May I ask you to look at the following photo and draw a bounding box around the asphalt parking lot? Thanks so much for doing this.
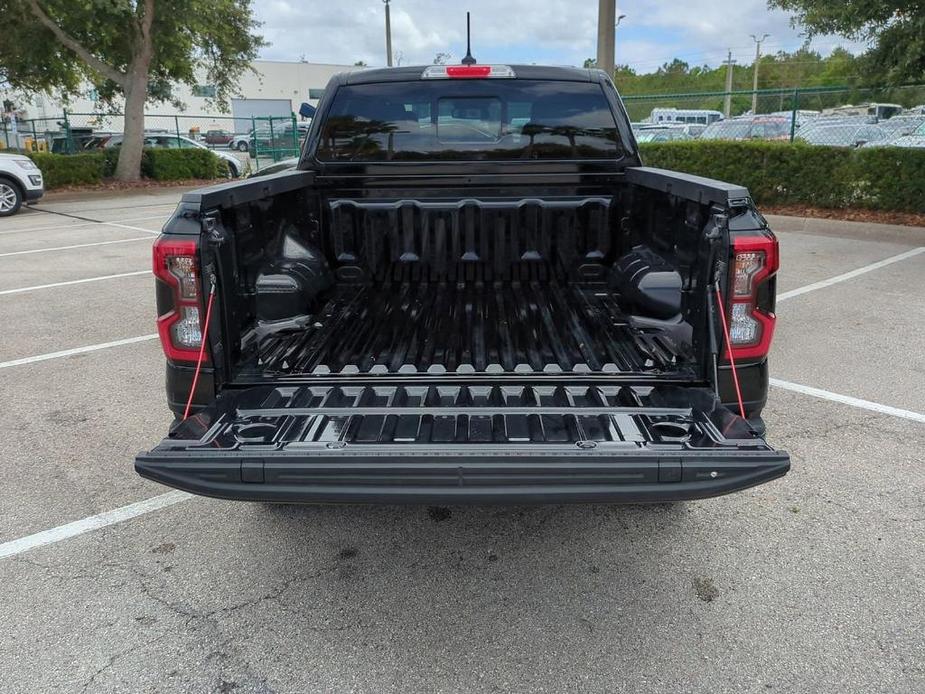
[0,189,923,694]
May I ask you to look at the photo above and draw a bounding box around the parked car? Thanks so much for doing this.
[137,64,789,505]
[634,126,692,143]
[872,134,925,148]
[637,122,705,138]
[796,122,889,147]
[866,121,925,148]
[91,133,244,177]
[875,114,925,139]
[228,132,251,152]
[203,129,234,145]
[0,152,44,216]
[700,116,791,141]
[768,110,819,128]
[49,128,116,154]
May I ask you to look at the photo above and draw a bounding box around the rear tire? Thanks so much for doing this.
[0,179,23,217]
[236,141,248,152]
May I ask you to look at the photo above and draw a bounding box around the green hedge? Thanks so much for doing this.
[141,148,228,181]
[28,148,227,189]
[28,152,108,188]
[638,140,925,212]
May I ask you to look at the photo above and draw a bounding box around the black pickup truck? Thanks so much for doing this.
[136,64,789,504]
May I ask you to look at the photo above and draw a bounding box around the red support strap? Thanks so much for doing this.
[714,285,747,419]
[183,285,216,420]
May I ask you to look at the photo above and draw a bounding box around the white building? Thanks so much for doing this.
[6,60,362,138]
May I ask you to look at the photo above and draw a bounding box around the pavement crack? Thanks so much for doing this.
[78,632,171,694]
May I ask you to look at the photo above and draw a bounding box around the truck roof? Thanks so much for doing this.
[343,64,600,85]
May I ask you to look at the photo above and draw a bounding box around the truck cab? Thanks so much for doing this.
[136,65,789,504]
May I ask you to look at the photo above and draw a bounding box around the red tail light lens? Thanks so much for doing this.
[153,238,204,362]
[726,234,778,361]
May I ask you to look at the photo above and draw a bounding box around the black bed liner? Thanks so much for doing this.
[156,382,767,449]
[248,281,695,377]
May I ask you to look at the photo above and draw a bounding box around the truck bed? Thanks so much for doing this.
[244,281,694,377]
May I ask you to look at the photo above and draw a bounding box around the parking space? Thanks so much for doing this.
[771,226,922,293]
[0,243,153,294]
[0,274,155,361]
[0,224,154,256]
[0,192,923,693]
[0,340,168,540]
[774,253,925,412]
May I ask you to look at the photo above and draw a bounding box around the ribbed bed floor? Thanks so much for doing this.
[252,282,692,376]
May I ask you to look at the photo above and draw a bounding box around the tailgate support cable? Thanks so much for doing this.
[713,281,746,419]
[183,277,217,420]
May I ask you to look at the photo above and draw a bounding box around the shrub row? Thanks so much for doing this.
[28,148,228,189]
[141,148,228,181]
[638,140,925,212]
[27,151,110,188]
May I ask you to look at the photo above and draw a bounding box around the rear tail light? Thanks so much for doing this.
[726,234,778,361]
[153,238,204,362]
[421,64,516,79]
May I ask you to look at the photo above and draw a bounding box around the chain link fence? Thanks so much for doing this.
[623,84,925,147]
[0,110,308,171]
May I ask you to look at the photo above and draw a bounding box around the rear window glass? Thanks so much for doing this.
[316,80,623,161]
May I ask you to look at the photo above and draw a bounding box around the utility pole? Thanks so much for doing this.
[596,0,615,77]
[383,0,393,67]
[750,33,769,114]
[723,50,735,118]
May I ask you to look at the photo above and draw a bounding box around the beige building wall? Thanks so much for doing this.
[6,60,362,136]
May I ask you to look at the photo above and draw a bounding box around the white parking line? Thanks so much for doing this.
[0,270,149,296]
[777,247,925,302]
[0,236,152,258]
[101,222,160,235]
[770,378,925,424]
[63,201,178,213]
[0,491,192,559]
[0,214,167,236]
[0,334,158,370]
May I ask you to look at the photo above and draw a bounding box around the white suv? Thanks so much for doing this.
[0,153,44,216]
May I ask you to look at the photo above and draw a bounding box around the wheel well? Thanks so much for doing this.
[0,174,24,197]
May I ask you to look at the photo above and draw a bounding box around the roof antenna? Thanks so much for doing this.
[461,12,476,65]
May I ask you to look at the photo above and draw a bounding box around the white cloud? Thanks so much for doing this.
[253,0,866,70]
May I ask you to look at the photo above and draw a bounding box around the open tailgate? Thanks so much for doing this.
[136,382,789,503]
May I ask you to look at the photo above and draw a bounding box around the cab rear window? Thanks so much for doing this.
[316,80,624,162]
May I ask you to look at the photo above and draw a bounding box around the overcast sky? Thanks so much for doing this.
[253,0,866,71]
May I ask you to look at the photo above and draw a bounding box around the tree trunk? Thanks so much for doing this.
[115,76,148,181]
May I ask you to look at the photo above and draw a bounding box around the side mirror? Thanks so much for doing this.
[298,102,316,120]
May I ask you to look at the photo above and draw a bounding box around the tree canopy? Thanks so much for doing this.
[0,0,265,179]
[768,0,925,84]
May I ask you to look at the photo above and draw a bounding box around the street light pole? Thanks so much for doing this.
[596,0,615,77]
[750,33,769,114]
[383,0,393,67]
